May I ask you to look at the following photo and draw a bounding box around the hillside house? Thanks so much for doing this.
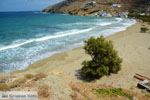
[112,4,121,8]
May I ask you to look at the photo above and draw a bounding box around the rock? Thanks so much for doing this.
[118,12,129,18]
[98,11,112,17]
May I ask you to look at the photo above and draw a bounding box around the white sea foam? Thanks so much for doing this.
[101,27,127,37]
[35,28,93,41]
[0,40,34,51]
[123,19,136,26]
[116,18,123,22]
[0,19,136,52]
[64,22,92,26]
[84,22,112,26]
[0,28,94,51]
[63,20,113,27]
[97,22,112,26]
[0,41,85,73]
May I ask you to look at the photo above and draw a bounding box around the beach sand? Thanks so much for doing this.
[1,22,150,99]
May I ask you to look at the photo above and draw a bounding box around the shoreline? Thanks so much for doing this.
[26,19,136,71]
[14,18,137,73]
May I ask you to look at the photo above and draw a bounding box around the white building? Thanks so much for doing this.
[112,4,121,8]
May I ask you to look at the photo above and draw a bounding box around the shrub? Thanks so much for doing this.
[33,73,47,81]
[69,82,98,100]
[107,0,115,5]
[9,78,26,88]
[38,84,50,98]
[93,88,133,100]
[0,78,7,83]
[81,36,122,79]
[128,14,150,22]
[24,74,34,79]
[145,93,150,98]
[0,83,9,91]
[141,27,149,33]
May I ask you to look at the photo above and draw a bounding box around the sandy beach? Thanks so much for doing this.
[1,22,150,99]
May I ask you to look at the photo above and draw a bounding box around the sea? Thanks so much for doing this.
[0,11,136,72]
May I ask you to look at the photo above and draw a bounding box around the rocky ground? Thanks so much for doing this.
[43,0,150,17]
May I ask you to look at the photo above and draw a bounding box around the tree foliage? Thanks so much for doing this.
[81,36,122,79]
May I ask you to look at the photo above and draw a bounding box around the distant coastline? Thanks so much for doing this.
[43,0,150,17]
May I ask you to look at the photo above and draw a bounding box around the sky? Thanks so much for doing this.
[0,0,63,12]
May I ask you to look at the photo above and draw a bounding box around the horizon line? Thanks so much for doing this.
[0,10,41,13]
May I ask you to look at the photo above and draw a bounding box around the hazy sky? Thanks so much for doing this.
[0,0,63,12]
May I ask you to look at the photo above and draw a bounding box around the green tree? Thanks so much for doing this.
[107,0,115,4]
[81,36,122,79]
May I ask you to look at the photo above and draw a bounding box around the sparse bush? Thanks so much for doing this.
[128,14,150,22]
[33,73,47,81]
[141,27,149,33]
[38,84,50,98]
[7,73,47,89]
[81,36,122,79]
[107,0,115,5]
[145,93,150,98]
[69,82,98,100]
[0,78,7,83]
[24,74,34,79]
[93,88,133,100]
[9,78,26,88]
[0,83,9,91]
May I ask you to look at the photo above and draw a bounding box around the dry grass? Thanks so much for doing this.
[24,73,47,81]
[0,83,9,91]
[33,73,47,81]
[93,88,133,100]
[0,73,47,90]
[69,82,150,100]
[38,84,50,98]
[9,78,26,88]
[144,93,150,99]
[69,82,98,100]
[24,74,34,79]
[0,78,7,83]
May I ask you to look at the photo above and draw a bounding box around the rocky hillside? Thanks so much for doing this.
[43,0,150,17]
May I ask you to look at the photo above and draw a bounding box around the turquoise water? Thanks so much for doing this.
[0,12,136,72]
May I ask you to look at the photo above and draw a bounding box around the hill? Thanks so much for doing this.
[43,0,150,17]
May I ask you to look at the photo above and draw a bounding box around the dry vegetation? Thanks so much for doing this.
[38,84,50,98]
[145,93,150,98]
[141,25,149,33]
[0,73,51,100]
[9,77,27,88]
[69,82,150,100]
[70,82,98,100]
[93,88,133,100]
[33,73,47,81]
[24,74,34,79]
[0,83,9,91]
[0,73,47,91]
